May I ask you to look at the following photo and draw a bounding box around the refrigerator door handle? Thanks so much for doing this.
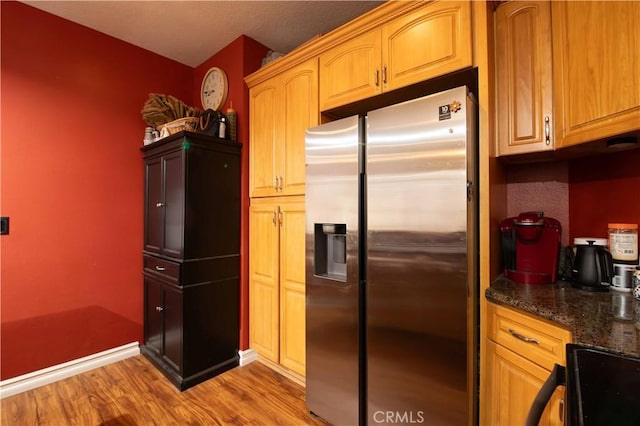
[525,363,566,426]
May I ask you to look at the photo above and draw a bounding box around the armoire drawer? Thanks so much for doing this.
[143,255,180,283]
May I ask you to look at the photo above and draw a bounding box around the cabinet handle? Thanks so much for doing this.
[155,306,164,312]
[559,399,565,422]
[156,202,163,207]
[272,210,277,226]
[382,65,387,86]
[508,328,540,344]
[544,116,551,145]
[374,69,380,87]
[273,177,278,191]
[155,265,165,271]
[278,209,283,227]
[278,176,283,192]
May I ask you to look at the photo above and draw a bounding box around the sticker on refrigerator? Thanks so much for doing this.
[439,105,451,121]
[439,101,462,121]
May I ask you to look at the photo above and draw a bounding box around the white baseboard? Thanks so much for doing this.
[0,342,140,399]
[238,348,258,366]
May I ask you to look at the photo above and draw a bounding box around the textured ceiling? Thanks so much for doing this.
[22,0,385,67]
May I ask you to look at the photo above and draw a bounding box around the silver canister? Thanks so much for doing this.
[633,266,640,300]
[611,263,638,292]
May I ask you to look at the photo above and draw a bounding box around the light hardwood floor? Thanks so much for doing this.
[1,355,328,425]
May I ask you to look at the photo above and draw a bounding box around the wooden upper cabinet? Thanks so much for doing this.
[319,1,472,111]
[279,60,318,197]
[249,82,278,198]
[383,0,472,92]
[319,30,382,111]
[249,59,318,198]
[552,1,640,148]
[495,1,553,156]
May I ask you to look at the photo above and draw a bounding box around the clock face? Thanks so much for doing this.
[201,67,228,111]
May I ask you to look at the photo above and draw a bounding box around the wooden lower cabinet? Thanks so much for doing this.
[249,196,306,376]
[483,303,571,425]
[485,340,565,426]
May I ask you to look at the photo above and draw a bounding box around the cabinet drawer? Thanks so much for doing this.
[488,303,571,370]
[144,255,180,283]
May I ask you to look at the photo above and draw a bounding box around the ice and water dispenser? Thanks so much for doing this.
[314,223,347,282]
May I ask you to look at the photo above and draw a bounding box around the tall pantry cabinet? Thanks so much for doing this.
[247,58,318,377]
[141,132,241,391]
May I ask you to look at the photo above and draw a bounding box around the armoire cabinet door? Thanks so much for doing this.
[162,151,184,257]
[249,200,280,362]
[495,0,553,155]
[144,276,164,358]
[278,199,306,376]
[143,150,185,257]
[162,284,183,374]
[144,158,163,253]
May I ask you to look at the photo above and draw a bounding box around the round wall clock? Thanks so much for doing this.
[201,67,228,111]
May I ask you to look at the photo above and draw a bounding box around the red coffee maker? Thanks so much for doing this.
[500,211,562,284]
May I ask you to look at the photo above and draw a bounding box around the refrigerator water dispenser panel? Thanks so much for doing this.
[314,223,347,282]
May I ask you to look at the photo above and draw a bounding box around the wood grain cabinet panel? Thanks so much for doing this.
[485,340,565,426]
[249,82,278,198]
[483,303,571,425]
[319,30,382,111]
[495,1,554,155]
[249,196,306,376]
[552,1,640,147]
[278,202,306,376]
[249,201,280,362]
[319,0,472,111]
[250,59,318,198]
[383,0,472,92]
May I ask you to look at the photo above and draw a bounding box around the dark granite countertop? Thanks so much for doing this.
[487,277,640,358]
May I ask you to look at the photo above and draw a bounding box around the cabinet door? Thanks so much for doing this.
[319,29,382,111]
[484,340,565,426]
[383,0,472,92]
[144,276,164,357]
[278,199,306,376]
[552,1,640,147]
[279,59,318,197]
[249,82,279,198]
[249,200,280,362]
[163,284,183,373]
[144,157,163,253]
[495,1,553,155]
[162,151,184,257]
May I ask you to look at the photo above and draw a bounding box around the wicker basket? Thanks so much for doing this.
[157,117,199,136]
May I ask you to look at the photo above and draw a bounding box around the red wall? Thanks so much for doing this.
[0,2,193,379]
[193,36,269,350]
[1,2,269,380]
[568,148,640,242]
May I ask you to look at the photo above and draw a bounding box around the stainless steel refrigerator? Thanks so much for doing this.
[305,86,478,426]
